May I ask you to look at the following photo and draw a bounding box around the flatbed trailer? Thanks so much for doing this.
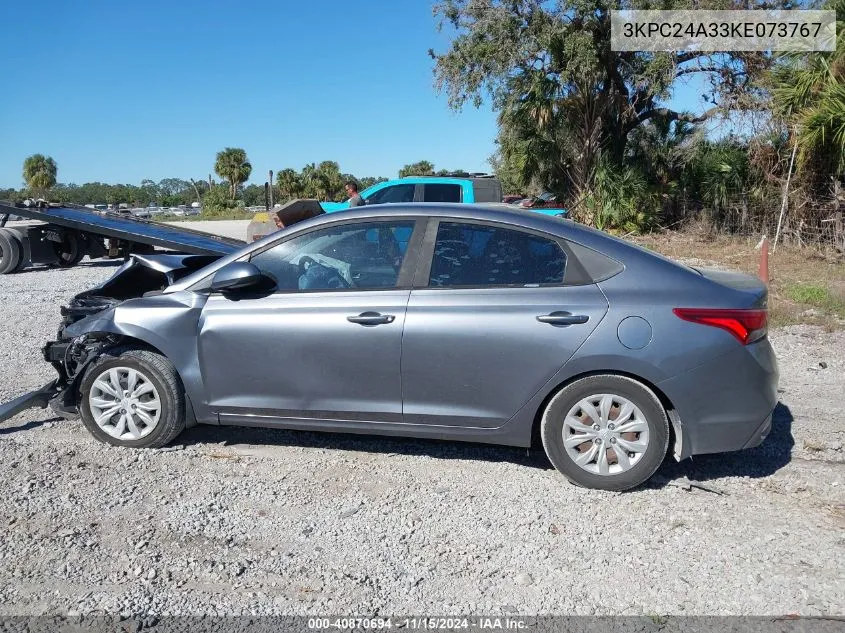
[0,200,244,273]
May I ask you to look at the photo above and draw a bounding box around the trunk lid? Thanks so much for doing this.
[693,267,768,308]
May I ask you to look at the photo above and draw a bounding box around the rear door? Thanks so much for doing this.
[401,220,608,428]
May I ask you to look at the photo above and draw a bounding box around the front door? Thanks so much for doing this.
[197,218,420,425]
[401,220,608,428]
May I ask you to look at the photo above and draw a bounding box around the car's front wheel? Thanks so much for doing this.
[79,348,186,448]
[541,374,669,491]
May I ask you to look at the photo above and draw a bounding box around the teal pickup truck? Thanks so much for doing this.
[320,174,506,211]
[248,175,565,240]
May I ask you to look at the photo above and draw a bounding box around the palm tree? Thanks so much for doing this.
[275,168,303,201]
[22,154,58,199]
[771,0,845,177]
[317,161,344,200]
[399,161,434,178]
[300,163,323,199]
[214,148,252,200]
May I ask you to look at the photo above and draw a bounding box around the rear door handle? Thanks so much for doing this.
[347,311,395,326]
[536,312,589,326]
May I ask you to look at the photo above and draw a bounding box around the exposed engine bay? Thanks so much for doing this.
[40,253,220,417]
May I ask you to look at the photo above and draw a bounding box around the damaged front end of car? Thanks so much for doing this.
[1,253,219,423]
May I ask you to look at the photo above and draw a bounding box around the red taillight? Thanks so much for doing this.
[673,308,768,345]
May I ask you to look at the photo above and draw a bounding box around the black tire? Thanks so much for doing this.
[53,231,84,267]
[0,229,22,275]
[78,348,186,448]
[11,234,28,272]
[541,374,669,491]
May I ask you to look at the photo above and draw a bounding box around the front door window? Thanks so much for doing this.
[250,221,416,291]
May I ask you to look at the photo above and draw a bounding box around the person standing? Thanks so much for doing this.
[345,181,365,207]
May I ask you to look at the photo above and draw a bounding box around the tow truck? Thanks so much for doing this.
[0,200,244,274]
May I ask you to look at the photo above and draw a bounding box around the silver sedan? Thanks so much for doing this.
[29,204,778,490]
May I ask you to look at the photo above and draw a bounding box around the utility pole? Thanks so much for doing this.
[269,170,274,207]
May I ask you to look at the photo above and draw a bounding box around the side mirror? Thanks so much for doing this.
[210,262,264,292]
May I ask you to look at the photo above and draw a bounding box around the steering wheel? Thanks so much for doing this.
[298,255,318,276]
[298,255,351,289]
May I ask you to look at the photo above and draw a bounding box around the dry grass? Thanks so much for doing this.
[630,230,845,329]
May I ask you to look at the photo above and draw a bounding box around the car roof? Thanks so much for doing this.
[306,203,689,271]
[168,202,694,293]
[312,202,590,240]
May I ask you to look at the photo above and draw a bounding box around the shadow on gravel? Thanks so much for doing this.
[178,425,555,471]
[0,417,59,435]
[169,403,794,484]
[652,402,794,486]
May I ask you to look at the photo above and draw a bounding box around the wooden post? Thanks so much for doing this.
[835,178,843,250]
[758,236,769,286]
[774,130,798,252]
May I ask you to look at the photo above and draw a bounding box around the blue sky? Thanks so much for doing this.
[0,0,706,189]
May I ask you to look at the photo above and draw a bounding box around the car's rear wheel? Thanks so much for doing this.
[541,374,669,491]
[79,348,186,448]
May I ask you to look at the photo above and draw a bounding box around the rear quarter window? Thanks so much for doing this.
[563,239,624,284]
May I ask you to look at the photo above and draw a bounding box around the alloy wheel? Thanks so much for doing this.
[562,393,650,476]
[88,367,162,441]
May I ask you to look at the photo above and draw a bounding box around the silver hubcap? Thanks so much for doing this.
[89,367,161,441]
[562,394,650,476]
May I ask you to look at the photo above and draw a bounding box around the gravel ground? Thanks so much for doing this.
[0,256,843,617]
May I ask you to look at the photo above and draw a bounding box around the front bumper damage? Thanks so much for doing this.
[0,333,122,424]
[0,380,60,422]
[0,252,216,426]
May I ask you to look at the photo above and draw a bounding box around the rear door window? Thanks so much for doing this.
[428,222,567,287]
[422,184,462,203]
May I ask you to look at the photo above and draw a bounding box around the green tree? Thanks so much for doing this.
[431,0,782,220]
[276,168,303,201]
[399,161,434,177]
[140,179,159,205]
[582,162,657,232]
[202,184,241,215]
[214,148,252,200]
[686,139,750,219]
[627,119,700,219]
[317,161,345,200]
[300,163,323,199]
[358,176,387,191]
[242,184,268,207]
[22,154,58,198]
[771,0,845,182]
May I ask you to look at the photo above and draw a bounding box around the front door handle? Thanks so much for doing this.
[347,311,395,326]
[536,312,589,326]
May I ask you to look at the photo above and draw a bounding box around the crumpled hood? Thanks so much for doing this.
[78,253,221,302]
[56,253,220,336]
